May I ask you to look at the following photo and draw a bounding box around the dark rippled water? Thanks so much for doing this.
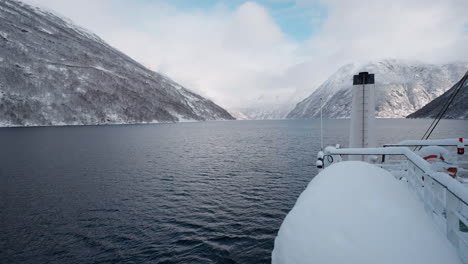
[1,119,467,263]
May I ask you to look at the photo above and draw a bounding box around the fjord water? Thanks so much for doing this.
[1,119,467,264]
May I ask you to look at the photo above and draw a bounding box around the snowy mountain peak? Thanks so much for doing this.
[287,59,468,119]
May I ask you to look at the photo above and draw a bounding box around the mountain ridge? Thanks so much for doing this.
[287,59,468,119]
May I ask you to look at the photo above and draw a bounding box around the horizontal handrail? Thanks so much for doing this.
[384,138,467,147]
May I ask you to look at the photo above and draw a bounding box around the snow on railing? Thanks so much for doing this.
[384,138,468,147]
[323,146,468,263]
[407,162,468,263]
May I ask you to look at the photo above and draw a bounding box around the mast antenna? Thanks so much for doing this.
[320,97,323,150]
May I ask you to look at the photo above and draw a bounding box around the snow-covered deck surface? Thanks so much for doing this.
[272,161,462,264]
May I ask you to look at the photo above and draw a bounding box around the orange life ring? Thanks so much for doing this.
[423,154,456,178]
[423,155,445,161]
[446,167,457,178]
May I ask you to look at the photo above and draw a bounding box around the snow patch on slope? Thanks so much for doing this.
[408,71,468,119]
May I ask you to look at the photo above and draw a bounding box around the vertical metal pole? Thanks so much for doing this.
[320,97,323,150]
[362,84,365,148]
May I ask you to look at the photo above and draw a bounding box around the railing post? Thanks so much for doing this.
[424,176,434,217]
[446,191,460,251]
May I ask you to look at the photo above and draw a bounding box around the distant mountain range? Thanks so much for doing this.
[2,0,467,125]
[232,103,295,120]
[0,0,233,127]
[407,71,468,119]
[287,59,468,119]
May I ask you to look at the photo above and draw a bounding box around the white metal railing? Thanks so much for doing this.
[323,146,468,263]
[384,138,468,147]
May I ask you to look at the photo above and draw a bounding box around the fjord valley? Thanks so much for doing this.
[0,0,467,125]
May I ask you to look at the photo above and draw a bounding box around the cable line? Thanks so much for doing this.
[417,71,468,150]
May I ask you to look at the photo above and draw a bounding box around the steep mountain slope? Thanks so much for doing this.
[0,0,233,126]
[407,71,468,119]
[287,60,468,119]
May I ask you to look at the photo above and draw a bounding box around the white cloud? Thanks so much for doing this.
[21,0,468,112]
[307,0,468,64]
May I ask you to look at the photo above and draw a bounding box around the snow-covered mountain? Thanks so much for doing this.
[232,103,295,120]
[287,59,468,119]
[227,109,251,120]
[0,0,233,127]
[407,71,468,119]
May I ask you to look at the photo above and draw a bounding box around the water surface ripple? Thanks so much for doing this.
[1,119,467,263]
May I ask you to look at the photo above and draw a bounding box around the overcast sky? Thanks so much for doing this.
[23,0,468,110]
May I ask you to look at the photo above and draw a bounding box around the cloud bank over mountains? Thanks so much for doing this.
[23,0,468,112]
